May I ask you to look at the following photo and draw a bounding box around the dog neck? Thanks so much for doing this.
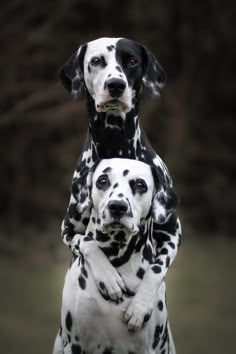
[86,96,143,160]
[86,212,153,268]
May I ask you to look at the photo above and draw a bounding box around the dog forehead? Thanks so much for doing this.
[94,158,153,182]
[116,38,143,57]
[85,37,142,58]
[85,37,121,57]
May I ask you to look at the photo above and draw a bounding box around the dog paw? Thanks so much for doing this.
[123,296,153,331]
[79,239,126,302]
[93,266,126,303]
[97,280,122,303]
[70,234,85,256]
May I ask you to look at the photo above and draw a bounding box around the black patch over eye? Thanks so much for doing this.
[91,57,101,66]
[129,178,148,195]
[135,179,148,192]
[128,57,138,66]
[96,174,110,190]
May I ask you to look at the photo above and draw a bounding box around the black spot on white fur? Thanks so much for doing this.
[78,275,86,289]
[116,65,122,73]
[158,300,164,311]
[65,311,72,332]
[102,167,112,173]
[106,45,114,52]
[71,343,82,354]
[136,267,145,279]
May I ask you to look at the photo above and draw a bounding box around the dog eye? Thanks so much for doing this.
[135,179,147,192]
[128,57,138,66]
[91,57,101,66]
[96,174,110,189]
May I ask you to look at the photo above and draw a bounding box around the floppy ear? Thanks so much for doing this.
[71,168,93,215]
[151,167,178,224]
[58,44,87,98]
[141,47,167,97]
[70,160,100,215]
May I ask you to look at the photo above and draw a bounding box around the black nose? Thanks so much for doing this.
[108,200,128,218]
[107,79,126,98]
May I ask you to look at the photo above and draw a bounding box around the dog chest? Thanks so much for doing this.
[61,258,160,354]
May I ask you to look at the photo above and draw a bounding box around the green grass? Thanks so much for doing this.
[0,237,235,354]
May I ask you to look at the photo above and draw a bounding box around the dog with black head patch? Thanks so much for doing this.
[53,158,177,354]
[60,37,166,111]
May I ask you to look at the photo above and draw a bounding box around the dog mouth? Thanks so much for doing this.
[102,218,138,233]
[104,220,126,231]
[97,99,130,113]
[105,99,120,109]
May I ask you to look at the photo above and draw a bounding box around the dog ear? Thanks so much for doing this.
[71,168,93,215]
[141,47,167,97]
[71,160,100,215]
[151,167,178,224]
[58,44,87,98]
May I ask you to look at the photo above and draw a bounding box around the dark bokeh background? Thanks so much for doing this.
[0,1,235,354]
[1,0,235,237]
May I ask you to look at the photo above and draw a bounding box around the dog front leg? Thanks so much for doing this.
[123,266,158,332]
[75,234,127,303]
[152,213,182,281]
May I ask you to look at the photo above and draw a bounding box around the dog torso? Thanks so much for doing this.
[59,159,174,354]
[61,250,167,354]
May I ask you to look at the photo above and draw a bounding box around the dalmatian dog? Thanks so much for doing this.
[53,158,177,354]
[58,37,182,285]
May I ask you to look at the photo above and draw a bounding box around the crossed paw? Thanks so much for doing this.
[74,236,154,331]
[94,265,126,303]
[93,265,154,331]
[123,293,154,332]
[85,247,126,303]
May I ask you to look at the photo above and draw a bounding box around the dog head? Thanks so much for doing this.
[77,158,177,234]
[59,37,166,114]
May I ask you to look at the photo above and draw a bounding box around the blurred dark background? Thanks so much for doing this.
[1,0,235,238]
[0,1,235,354]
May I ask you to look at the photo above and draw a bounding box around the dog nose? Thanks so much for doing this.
[107,79,126,98]
[108,200,128,218]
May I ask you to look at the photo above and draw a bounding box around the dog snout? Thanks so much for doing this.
[107,78,126,98]
[108,200,128,218]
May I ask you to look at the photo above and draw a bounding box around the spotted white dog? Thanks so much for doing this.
[59,38,182,302]
[53,158,177,354]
